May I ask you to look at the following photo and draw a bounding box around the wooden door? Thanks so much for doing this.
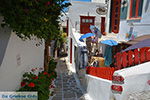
[80,16,95,34]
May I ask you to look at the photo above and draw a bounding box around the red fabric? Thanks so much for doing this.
[113,76,124,82]
[114,47,150,70]
[146,48,150,61]
[114,52,122,69]
[111,85,123,92]
[86,67,115,80]
[128,50,134,66]
[122,52,128,68]
[140,47,146,63]
[134,49,140,65]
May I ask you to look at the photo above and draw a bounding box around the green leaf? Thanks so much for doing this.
[1,23,6,28]
[0,0,71,40]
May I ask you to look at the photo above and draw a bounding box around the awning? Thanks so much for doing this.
[126,34,150,45]
[122,38,150,52]
[99,32,121,43]
[71,28,86,47]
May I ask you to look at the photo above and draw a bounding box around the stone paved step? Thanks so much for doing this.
[49,58,85,100]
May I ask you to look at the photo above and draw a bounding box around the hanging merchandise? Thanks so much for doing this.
[80,47,88,69]
[90,25,102,43]
[104,45,113,66]
[92,60,99,67]
[90,25,102,37]
[76,46,88,69]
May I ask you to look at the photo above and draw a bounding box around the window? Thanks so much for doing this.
[85,19,89,23]
[129,0,143,19]
[82,19,86,23]
[82,19,93,23]
[89,19,93,23]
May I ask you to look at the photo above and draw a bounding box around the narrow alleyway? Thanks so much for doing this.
[50,57,86,100]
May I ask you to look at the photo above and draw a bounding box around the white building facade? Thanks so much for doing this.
[91,0,106,3]
[0,17,44,91]
[67,0,150,100]
[67,1,106,72]
[106,0,150,42]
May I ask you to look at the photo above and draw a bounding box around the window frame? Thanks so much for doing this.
[129,0,143,20]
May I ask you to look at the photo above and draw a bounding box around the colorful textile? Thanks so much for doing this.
[104,46,112,66]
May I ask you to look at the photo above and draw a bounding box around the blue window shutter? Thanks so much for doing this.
[138,0,143,17]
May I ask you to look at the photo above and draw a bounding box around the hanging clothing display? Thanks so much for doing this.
[74,46,88,71]
[80,46,88,69]
[90,25,102,43]
[104,45,112,66]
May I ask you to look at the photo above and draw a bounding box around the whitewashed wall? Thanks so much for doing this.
[91,0,105,4]
[68,1,106,31]
[67,28,86,73]
[84,74,112,100]
[68,1,105,72]
[113,62,150,100]
[84,62,150,100]
[117,0,150,41]
[105,0,150,42]
[0,17,44,91]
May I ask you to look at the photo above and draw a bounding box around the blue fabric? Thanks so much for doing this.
[104,46,112,66]
[90,25,102,38]
[81,47,88,69]
[79,33,95,42]
[101,40,118,46]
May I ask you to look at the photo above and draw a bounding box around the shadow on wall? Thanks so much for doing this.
[0,25,11,67]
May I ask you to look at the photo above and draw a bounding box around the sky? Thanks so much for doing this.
[73,0,91,2]
[63,0,91,12]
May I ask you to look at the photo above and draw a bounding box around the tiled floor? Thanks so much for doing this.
[50,58,85,100]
